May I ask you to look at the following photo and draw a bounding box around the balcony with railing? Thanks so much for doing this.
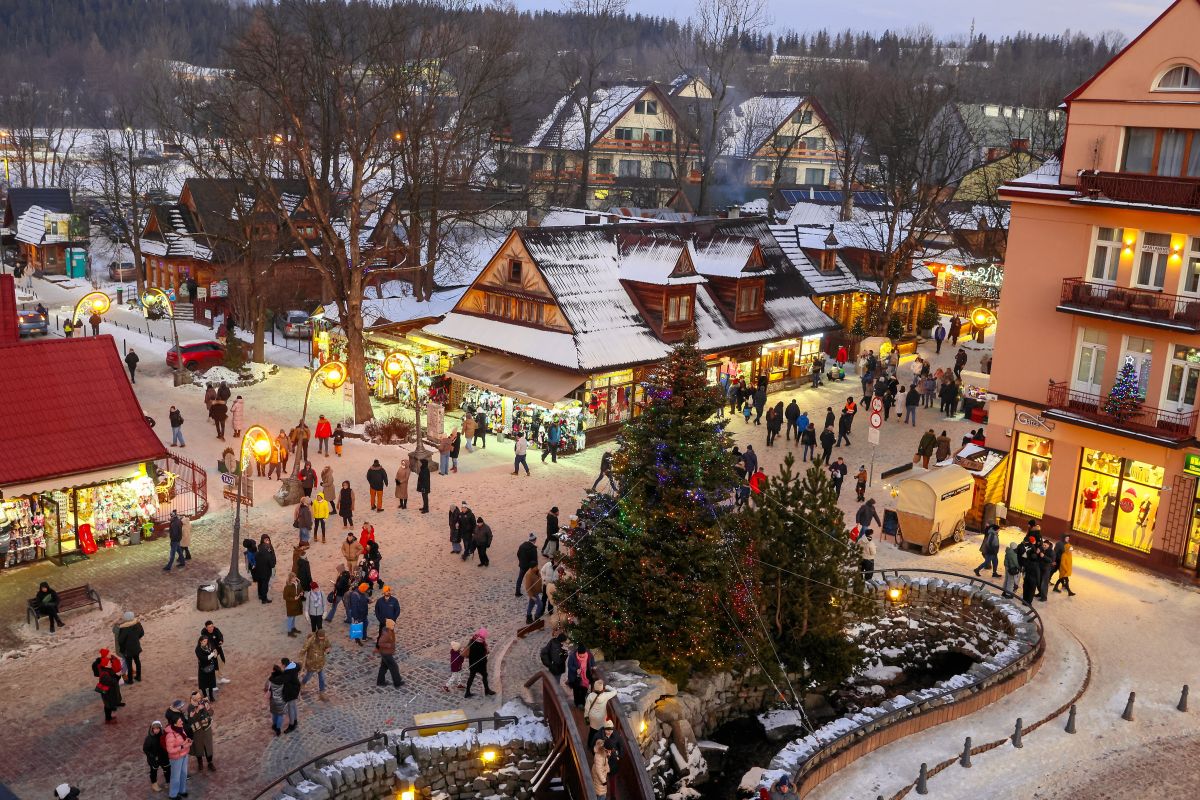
[1077,170,1200,210]
[1057,278,1200,332]
[1045,381,1197,444]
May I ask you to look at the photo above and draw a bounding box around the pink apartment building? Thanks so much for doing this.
[989,0,1200,581]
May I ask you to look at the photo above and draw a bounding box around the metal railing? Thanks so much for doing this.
[250,731,387,800]
[786,569,1044,788]
[1045,380,1197,441]
[1078,170,1200,209]
[525,670,600,800]
[603,695,657,800]
[394,713,518,739]
[1058,277,1200,330]
[152,451,209,524]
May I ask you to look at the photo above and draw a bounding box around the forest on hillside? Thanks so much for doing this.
[0,0,1124,128]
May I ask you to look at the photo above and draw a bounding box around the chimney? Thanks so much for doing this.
[727,207,740,219]
[1011,137,1029,153]
[584,214,601,225]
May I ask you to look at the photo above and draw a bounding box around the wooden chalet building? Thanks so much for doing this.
[139,178,327,320]
[720,93,838,190]
[423,218,837,452]
[2,188,88,277]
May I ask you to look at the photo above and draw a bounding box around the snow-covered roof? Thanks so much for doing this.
[692,236,767,278]
[772,224,931,297]
[525,84,649,150]
[1009,156,1062,187]
[945,205,1010,231]
[15,206,48,245]
[722,94,805,157]
[322,286,466,329]
[617,238,705,286]
[539,207,651,228]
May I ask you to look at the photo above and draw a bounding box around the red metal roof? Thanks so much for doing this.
[0,335,167,488]
[0,276,18,344]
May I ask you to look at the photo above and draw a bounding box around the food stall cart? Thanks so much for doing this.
[894,465,975,555]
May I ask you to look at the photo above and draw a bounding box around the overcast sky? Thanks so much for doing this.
[511,0,1168,39]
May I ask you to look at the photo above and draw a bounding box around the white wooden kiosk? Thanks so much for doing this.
[895,465,974,555]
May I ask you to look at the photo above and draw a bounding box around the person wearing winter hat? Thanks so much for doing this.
[347,582,370,645]
[143,720,169,792]
[516,533,539,599]
[464,628,495,698]
[375,618,403,688]
[116,610,145,683]
[306,580,327,632]
[374,585,400,630]
[54,785,81,800]
[91,647,124,722]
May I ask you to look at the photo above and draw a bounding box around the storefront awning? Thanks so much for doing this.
[1,462,148,500]
[447,352,584,408]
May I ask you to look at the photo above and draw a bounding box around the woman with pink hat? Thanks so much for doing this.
[463,628,495,698]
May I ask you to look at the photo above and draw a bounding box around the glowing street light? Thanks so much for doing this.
[970,306,997,344]
[383,349,430,464]
[71,291,112,332]
[142,288,188,386]
[218,424,273,605]
[282,360,349,494]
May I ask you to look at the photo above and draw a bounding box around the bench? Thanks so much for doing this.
[26,585,103,629]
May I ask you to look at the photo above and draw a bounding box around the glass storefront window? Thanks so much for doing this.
[1009,433,1053,518]
[585,370,634,428]
[1185,479,1200,571]
[1073,448,1161,553]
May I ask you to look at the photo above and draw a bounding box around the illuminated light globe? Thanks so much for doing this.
[319,361,347,390]
[970,306,997,329]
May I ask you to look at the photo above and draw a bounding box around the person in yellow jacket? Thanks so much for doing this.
[1052,539,1076,596]
[312,493,331,543]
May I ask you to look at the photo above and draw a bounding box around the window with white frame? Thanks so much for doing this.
[1135,232,1171,290]
[1089,227,1123,283]
[1185,237,1200,295]
[1121,336,1154,400]
[1156,65,1200,91]
[666,293,692,324]
[804,168,825,185]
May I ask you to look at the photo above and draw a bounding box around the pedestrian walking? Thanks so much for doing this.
[443,640,465,692]
[1020,535,1041,605]
[916,428,937,469]
[766,402,783,446]
[591,450,617,492]
[312,492,331,543]
[209,396,227,440]
[116,611,144,683]
[91,648,124,723]
[593,737,611,800]
[933,322,946,353]
[280,658,301,732]
[949,315,961,345]
[741,445,758,480]
[1002,542,1021,598]
[784,399,801,441]
[289,422,311,463]
[854,464,868,501]
[314,414,332,456]
[540,626,569,680]
[474,517,493,567]
[954,347,968,378]
[935,430,952,463]
[306,581,326,631]
[513,432,531,475]
[829,457,848,497]
[459,501,478,561]
[293,496,314,545]
[366,459,389,511]
[1053,539,1076,596]
[394,458,410,510]
[449,429,462,472]
[903,383,919,426]
[974,524,1001,577]
[463,628,495,697]
[858,529,877,580]
[297,461,317,498]
[284,574,303,637]
[374,585,400,630]
[204,384,217,411]
[566,644,596,707]
[168,406,186,447]
[417,458,432,513]
[472,409,488,448]
[523,561,545,624]
[584,679,619,749]
[336,480,355,527]
[856,498,881,529]
[752,385,767,425]
[800,422,816,462]
[449,502,463,554]
[333,423,345,457]
[437,433,453,476]
[543,507,561,559]
[375,618,404,688]
[230,395,244,438]
[326,568,352,623]
[542,420,562,463]
[462,413,477,453]
[164,510,186,572]
[516,533,539,598]
[300,628,331,700]
[253,535,276,603]
[265,663,287,735]
[125,348,139,383]
[819,425,835,463]
[143,721,169,793]
[836,408,853,447]
[347,583,370,646]
[185,690,215,771]
[540,558,558,614]
[1037,540,1055,600]
[164,716,192,797]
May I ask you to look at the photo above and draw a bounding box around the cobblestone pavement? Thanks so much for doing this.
[0,307,994,798]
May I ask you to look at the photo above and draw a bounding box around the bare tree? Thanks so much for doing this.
[0,85,84,189]
[812,63,877,221]
[674,0,768,214]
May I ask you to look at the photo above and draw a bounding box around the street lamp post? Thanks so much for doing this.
[142,289,187,386]
[218,424,273,608]
[278,360,347,505]
[71,291,111,335]
[383,350,430,467]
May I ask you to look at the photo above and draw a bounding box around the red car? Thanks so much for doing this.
[166,340,226,371]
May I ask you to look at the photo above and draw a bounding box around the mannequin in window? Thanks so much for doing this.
[1133,498,1155,549]
[1099,491,1119,532]
[1079,480,1100,532]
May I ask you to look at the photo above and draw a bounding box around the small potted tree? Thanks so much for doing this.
[917,298,940,338]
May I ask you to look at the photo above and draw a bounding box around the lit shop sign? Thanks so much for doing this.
[1184,453,1200,477]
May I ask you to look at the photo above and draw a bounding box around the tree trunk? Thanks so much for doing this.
[252,303,267,363]
[342,296,374,422]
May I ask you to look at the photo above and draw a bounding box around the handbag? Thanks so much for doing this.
[326,590,336,603]
[913,452,921,463]
[349,622,365,640]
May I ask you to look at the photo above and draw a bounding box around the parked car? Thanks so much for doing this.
[17,310,49,337]
[166,340,226,371]
[108,261,137,282]
[275,310,313,338]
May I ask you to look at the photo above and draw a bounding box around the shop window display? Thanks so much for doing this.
[1073,448,1163,552]
[1008,433,1053,518]
[461,387,587,454]
[1184,480,1200,572]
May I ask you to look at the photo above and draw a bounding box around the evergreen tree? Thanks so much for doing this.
[1103,357,1143,421]
[556,332,744,684]
[747,454,876,691]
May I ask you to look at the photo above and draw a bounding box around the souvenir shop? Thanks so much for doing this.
[1071,448,1163,554]
[1,464,161,569]
[757,335,825,387]
[315,325,465,406]
[461,387,588,454]
[706,345,761,389]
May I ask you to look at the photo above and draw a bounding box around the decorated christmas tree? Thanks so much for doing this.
[1103,358,1142,422]
[555,332,746,683]
[746,454,876,690]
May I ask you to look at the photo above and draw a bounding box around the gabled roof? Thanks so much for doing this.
[722,94,807,157]
[3,188,72,227]
[525,83,667,150]
[771,223,932,297]
[0,336,166,488]
[616,233,705,286]
[691,235,768,278]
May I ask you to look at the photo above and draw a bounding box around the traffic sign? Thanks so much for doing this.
[868,426,880,445]
[870,397,884,413]
[220,473,235,486]
[869,411,883,429]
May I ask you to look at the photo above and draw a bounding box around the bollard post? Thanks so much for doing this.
[1011,717,1023,748]
[960,736,972,768]
[1065,704,1077,734]
[1122,691,1136,721]
[916,762,929,795]
[1179,685,1189,713]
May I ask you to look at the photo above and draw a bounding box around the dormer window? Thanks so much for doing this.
[508,259,523,282]
[666,293,692,324]
[1156,65,1200,91]
[736,284,762,314]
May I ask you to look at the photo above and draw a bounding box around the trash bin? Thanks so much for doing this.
[197,584,220,612]
[116,286,124,306]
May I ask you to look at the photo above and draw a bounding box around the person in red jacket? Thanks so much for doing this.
[314,415,333,457]
[358,522,376,557]
[749,468,767,498]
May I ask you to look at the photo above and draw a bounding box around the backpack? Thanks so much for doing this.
[540,638,567,674]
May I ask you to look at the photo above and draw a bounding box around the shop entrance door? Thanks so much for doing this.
[40,496,69,565]
[1073,335,1106,396]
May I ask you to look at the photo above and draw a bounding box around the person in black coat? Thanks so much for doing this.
[196,636,219,701]
[448,503,462,554]
[473,411,488,448]
[784,399,801,441]
[837,408,854,447]
[143,721,170,792]
[416,459,432,513]
[34,582,66,631]
[125,348,140,383]
[458,502,478,560]
[516,534,539,598]
[280,659,301,732]
[752,386,767,424]
[252,535,277,603]
[463,629,495,698]
[824,406,836,431]
[819,426,836,463]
